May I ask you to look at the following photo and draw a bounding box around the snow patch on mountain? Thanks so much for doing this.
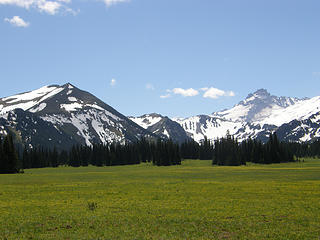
[68,97,77,102]
[41,108,124,146]
[162,129,170,138]
[29,103,47,113]
[87,104,108,112]
[0,85,64,114]
[130,114,162,129]
[260,96,320,126]
[175,115,244,142]
[1,101,38,113]
[60,102,83,112]
[2,86,60,103]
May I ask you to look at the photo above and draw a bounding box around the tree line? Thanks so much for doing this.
[0,134,20,174]
[0,135,181,173]
[212,133,294,166]
[1,132,320,173]
[181,133,320,166]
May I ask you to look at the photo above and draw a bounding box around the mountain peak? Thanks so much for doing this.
[245,89,271,101]
[214,88,304,123]
[142,113,163,118]
[62,83,75,89]
[253,88,270,96]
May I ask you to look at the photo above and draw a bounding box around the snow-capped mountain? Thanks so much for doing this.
[0,83,154,149]
[174,89,320,143]
[213,89,304,123]
[276,111,320,142]
[1,85,319,148]
[173,115,244,143]
[129,114,163,130]
[129,113,190,143]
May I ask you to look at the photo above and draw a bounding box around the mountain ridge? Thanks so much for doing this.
[0,84,319,148]
[129,113,191,143]
[173,89,320,143]
[0,83,156,149]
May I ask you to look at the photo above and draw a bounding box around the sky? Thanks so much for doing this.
[1,0,320,118]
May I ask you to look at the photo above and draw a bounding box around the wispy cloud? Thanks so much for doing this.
[4,16,29,27]
[1,0,57,14]
[110,78,116,86]
[0,0,77,15]
[103,0,130,7]
[0,0,33,9]
[0,0,128,20]
[201,87,235,99]
[160,94,171,99]
[146,83,155,91]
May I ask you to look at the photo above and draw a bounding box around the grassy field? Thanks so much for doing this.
[0,159,320,239]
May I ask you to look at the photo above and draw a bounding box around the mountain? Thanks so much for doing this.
[1,85,319,148]
[173,115,244,143]
[276,111,320,142]
[0,83,154,149]
[213,89,304,123]
[174,89,320,143]
[129,113,191,143]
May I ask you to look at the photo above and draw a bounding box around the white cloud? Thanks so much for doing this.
[0,0,127,17]
[146,83,155,91]
[161,86,235,100]
[4,16,29,27]
[38,1,61,15]
[103,0,130,7]
[110,78,116,86]
[171,88,199,97]
[201,87,235,99]
[0,0,33,8]
[0,0,73,15]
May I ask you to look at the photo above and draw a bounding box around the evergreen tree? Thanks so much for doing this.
[0,134,20,173]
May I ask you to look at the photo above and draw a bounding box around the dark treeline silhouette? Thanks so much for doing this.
[286,140,320,159]
[236,133,294,165]
[180,133,320,166]
[212,134,246,166]
[213,133,294,165]
[0,134,20,173]
[181,136,214,160]
[20,138,181,169]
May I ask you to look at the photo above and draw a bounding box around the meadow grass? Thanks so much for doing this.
[0,159,320,239]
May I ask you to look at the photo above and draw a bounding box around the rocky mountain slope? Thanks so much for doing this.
[173,89,320,143]
[0,83,154,149]
[129,113,191,143]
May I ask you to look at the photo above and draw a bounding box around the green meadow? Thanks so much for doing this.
[1,159,320,240]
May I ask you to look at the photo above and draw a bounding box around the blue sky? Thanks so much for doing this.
[1,0,320,118]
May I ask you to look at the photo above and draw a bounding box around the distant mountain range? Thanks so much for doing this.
[0,84,319,149]
[174,89,320,143]
[131,89,320,143]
